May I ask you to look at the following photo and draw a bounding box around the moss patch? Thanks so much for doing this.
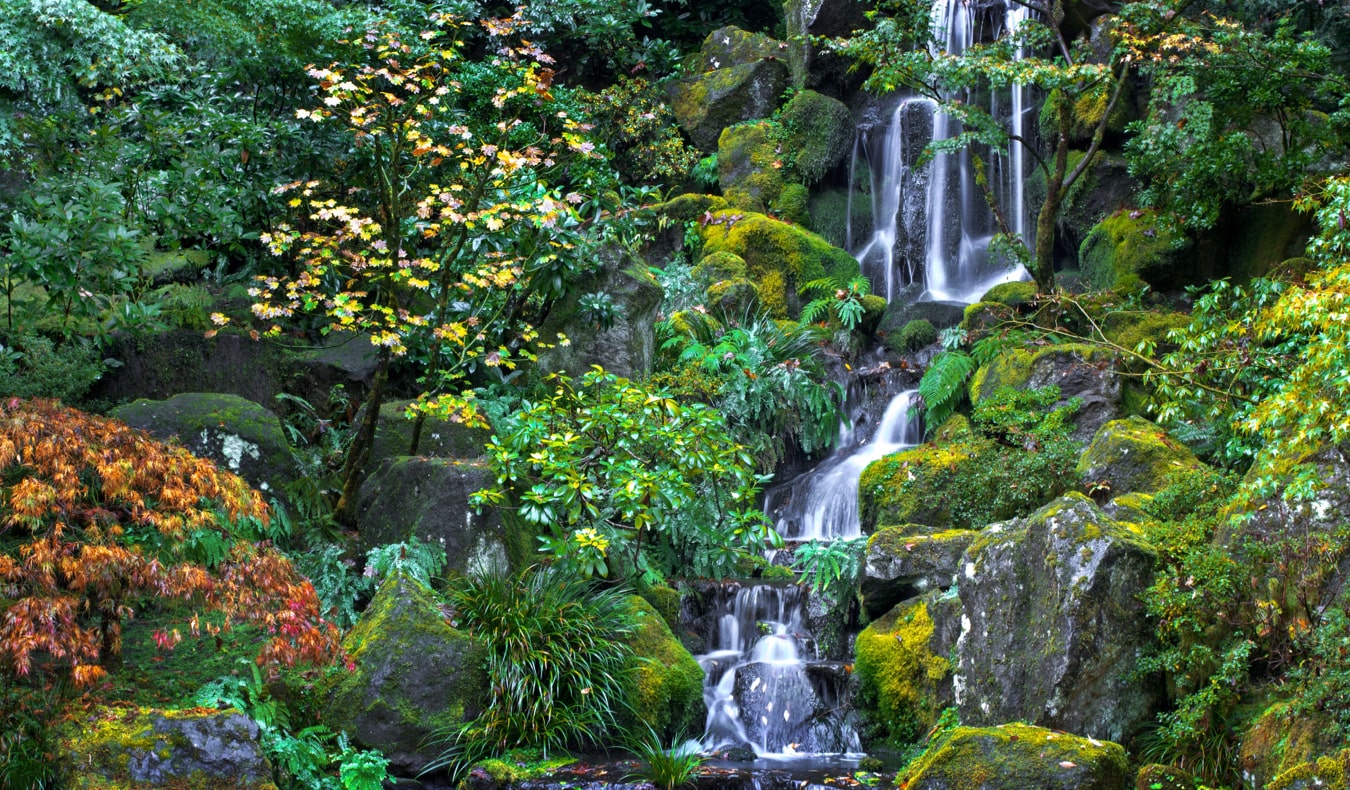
[718,121,786,212]
[854,599,949,747]
[968,343,1116,405]
[1268,749,1350,790]
[620,596,706,740]
[898,723,1130,790]
[980,281,1037,307]
[1075,416,1203,497]
[859,441,983,531]
[474,748,577,783]
[778,90,853,185]
[1079,208,1185,291]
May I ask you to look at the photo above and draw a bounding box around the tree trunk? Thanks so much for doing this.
[334,345,392,525]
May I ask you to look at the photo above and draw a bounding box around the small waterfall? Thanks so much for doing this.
[848,0,1033,305]
[765,390,922,542]
[698,584,860,757]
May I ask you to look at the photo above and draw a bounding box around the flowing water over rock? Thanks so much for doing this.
[849,0,1034,304]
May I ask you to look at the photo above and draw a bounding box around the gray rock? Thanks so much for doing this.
[862,528,976,619]
[366,398,492,466]
[65,708,272,788]
[1076,416,1204,498]
[670,27,791,150]
[535,242,662,380]
[955,493,1161,742]
[355,457,512,576]
[323,572,488,775]
[111,392,296,498]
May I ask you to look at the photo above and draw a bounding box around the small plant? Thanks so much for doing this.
[363,537,445,589]
[577,291,624,330]
[691,154,719,189]
[794,536,867,602]
[800,275,872,331]
[625,726,704,790]
[0,331,104,403]
[917,350,977,430]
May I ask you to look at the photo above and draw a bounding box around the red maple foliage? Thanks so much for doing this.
[0,399,342,687]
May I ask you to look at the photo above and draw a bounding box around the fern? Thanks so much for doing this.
[918,351,977,431]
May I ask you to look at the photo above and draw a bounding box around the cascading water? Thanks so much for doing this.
[765,390,923,542]
[850,0,1035,304]
[698,584,860,757]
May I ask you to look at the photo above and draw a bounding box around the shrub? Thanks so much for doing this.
[0,331,104,403]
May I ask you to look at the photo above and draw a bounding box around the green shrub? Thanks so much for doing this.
[625,726,704,790]
[889,319,937,354]
[0,331,104,403]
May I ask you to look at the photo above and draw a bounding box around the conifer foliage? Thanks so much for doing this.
[0,399,341,687]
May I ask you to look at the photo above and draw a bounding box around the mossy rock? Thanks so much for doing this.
[620,595,706,741]
[322,572,488,775]
[887,318,937,354]
[1238,693,1348,789]
[705,277,762,314]
[772,182,811,226]
[898,723,1131,790]
[670,27,790,150]
[638,585,684,632]
[699,210,860,319]
[861,528,977,618]
[62,707,275,789]
[1076,417,1203,497]
[471,748,578,785]
[354,456,511,575]
[368,398,492,465]
[958,494,1160,742]
[1268,749,1350,790]
[1133,764,1201,790]
[933,413,973,443]
[807,187,866,249]
[1079,209,1187,292]
[111,392,296,499]
[877,286,967,334]
[653,193,729,225]
[779,90,853,185]
[968,343,1122,442]
[1103,491,1155,524]
[979,281,1037,307]
[859,293,888,335]
[1101,310,1190,354]
[853,598,951,747]
[718,120,786,212]
[858,439,985,532]
[960,300,1011,332]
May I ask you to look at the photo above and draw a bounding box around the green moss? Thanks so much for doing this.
[1238,694,1347,788]
[1079,208,1184,291]
[888,318,937,354]
[1133,763,1202,790]
[859,441,984,531]
[693,251,748,283]
[960,300,1008,332]
[854,599,950,747]
[859,294,888,335]
[475,748,577,783]
[1076,416,1203,497]
[1268,749,1350,790]
[620,596,706,740]
[968,343,1117,405]
[778,90,853,185]
[653,194,729,225]
[898,723,1130,789]
[1101,310,1189,354]
[718,121,786,211]
[699,210,860,319]
[638,585,684,632]
[980,281,1037,307]
[772,182,811,226]
[933,413,973,443]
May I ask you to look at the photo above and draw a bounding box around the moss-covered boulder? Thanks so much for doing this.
[717,121,786,212]
[1055,152,1138,267]
[63,707,274,789]
[620,595,706,740]
[969,343,1122,442]
[698,210,860,318]
[111,392,296,498]
[887,318,937,354]
[1076,417,1204,498]
[858,440,984,532]
[957,494,1160,742]
[1101,309,1190,354]
[367,398,492,466]
[670,27,790,150]
[772,182,812,227]
[898,723,1131,790]
[1079,208,1189,291]
[535,242,663,380]
[854,597,954,746]
[979,281,1037,307]
[877,283,967,334]
[807,187,867,249]
[354,457,514,575]
[1268,749,1350,790]
[779,90,853,185]
[323,572,488,775]
[862,527,976,618]
[1237,694,1346,789]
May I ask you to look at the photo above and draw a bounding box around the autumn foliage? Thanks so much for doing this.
[0,399,341,687]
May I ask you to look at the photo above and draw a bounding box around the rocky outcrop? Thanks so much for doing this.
[862,527,976,618]
[354,457,515,575]
[1076,417,1204,497]
[969,343,1122,442]
[778,90,853,185]
[323,573,488,776]
[63,707,272,789]
[854,596,956,746]
[955,494,1161,742]
[670,27,790,150]
[898,723,1131,790]
[111,392,296,498]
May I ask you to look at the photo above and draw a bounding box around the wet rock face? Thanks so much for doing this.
[111,392,296,497]
[355,457,511,576]
[1076,417,1204,498]
[955,494,1161,743]
[862,528,975,618]
[899,723,1131,790]
[64,707,273,788]
[670,27,790,150]
[323,573,488,776]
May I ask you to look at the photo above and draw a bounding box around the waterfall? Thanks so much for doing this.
[849,0,1034,305]
[698,584,860,757]
[765,390,922,542]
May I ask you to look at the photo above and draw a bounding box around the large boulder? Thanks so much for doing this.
[778,90,854,185]
[859,442,984,532]
[854,596,955,746]
[783,0,870,91]
[969,343,1122,442]
[111,392,296,498]
[1079,208,1190,292]
[63,707,272,789]
[955,494,1160,742]
[620,596,706,741]
[535,242,662,380]
[897,723,1131,790]
[323,573,488,776]
[670,27,791,150]
[862,527,976,618]
[718,121,786,212]
[698,210,860,319]
[1267,749,1350,790]
[354,457,517,575]
[1076,417,1204,498]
